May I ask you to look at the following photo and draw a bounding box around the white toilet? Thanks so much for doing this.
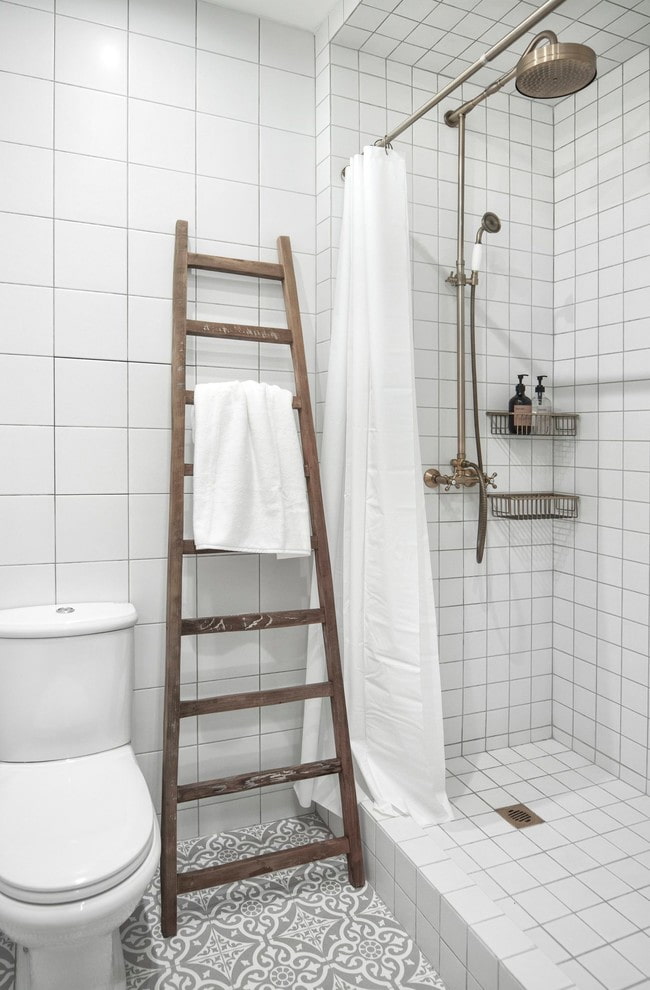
[0,603,160,990]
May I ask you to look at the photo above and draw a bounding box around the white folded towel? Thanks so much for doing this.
[192,380,312,556]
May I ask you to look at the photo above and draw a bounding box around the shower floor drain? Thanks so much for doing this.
[495,803,544,829]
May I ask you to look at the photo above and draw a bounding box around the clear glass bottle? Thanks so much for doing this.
[532,375,552,435]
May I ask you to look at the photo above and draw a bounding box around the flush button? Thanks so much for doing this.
[56,606,75,614]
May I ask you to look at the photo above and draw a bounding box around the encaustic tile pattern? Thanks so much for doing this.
[0,813,445,990]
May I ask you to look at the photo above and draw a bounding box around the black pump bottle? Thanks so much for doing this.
[508,374,532,434]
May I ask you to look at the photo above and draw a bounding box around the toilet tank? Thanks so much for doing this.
[0,603,138,762]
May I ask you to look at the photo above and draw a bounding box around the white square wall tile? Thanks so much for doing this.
[128,429,171,494]
[55,358,127,428]
[55,16,126,93]
[55,559,128,604]
[128,165,195,236]
[260,189,315,255]
[0,73,52,147]
[129,494,168,558]
[260,19,314,77]
[127,296,172,364]
[129,557,168,624]
[55,221,127,294]
[0,497,54,566]
[260,66,315,135]
[197,2,259,62]
[197,51,259,123]
[55,153,126,227]
[128,363,171,429]
[0,564,55,609]
[54,289,127,361]
[55,427,127,494]
[0,214,53,286]
[197,114,259,185]
[0,3,53,78]
[0,427,54,495]
[55,494,128,562]
[0,143,52,216]
[128,0,195,46]
[0,284,53,356]
[197,176,259,246]
[129,34,195,109]
[128,100,195,173]
[127,230,175,299]
[55,84,126,160]
[0,355,53,426]
[260,128,315,196]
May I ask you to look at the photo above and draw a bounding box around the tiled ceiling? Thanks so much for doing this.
[333,0,650,87]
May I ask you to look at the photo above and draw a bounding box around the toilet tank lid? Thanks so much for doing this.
[0,603,138,638]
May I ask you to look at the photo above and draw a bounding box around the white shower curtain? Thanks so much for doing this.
[296,146,451,826]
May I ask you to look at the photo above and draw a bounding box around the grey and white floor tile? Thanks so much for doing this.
[432,740,650,990]
[0,812,445,990]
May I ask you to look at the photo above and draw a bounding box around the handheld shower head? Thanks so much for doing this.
[471,212,501,272]
[480,212,501,237]
[475,212,502,244]
[515,32,596,99]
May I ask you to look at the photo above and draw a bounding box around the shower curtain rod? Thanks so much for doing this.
[370,0,567,148]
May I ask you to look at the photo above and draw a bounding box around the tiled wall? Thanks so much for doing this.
[0,0,317,835]
[315,34,558,758]
[552,50,650,796]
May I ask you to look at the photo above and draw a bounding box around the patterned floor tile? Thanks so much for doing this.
[0,813,444,990]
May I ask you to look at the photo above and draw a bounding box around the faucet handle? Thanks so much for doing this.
[486,472,498,489]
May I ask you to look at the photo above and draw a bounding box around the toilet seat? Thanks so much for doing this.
[0,746,155,905]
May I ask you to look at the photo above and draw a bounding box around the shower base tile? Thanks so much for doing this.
[0,812,445,990]
[439,739,650,990]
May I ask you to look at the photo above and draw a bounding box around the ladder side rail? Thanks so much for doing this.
[161,219,190,937]
[276,236,365,888]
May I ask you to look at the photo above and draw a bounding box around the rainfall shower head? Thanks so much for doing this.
[515,31,596,99]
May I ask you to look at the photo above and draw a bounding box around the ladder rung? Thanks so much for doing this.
[187,252,284,281]
[181,537,317,554]
[179,681,333,717]
[186,319,292,344]
[178,758,342,802]
[181,609,324,635]
[185,391,301,409]
[176,836,349,893]
[178,759,341,804]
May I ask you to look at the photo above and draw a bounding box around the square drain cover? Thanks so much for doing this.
[495,803,544,829]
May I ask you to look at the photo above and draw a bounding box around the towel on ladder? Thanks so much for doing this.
[192,380,312,556]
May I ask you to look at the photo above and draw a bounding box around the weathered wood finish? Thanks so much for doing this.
[179,681,333,718]
[161,220,189,938]
[161,224,364,938]
[181,608,324,636]
[178,759,342,802]
[176,838,349,894]
[187,252,283,280]
[186,319,292,344]
[277,236,365,889]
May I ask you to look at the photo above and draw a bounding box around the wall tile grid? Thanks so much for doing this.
[552,49,650,797]
[316,35,557,760]
[0,0,318,836]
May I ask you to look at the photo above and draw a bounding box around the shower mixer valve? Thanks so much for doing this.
[424,462,497,491]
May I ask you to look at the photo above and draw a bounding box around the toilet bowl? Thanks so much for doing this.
[0,603,160,990]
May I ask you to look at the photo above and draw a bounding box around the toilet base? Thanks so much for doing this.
[15,929,126,990]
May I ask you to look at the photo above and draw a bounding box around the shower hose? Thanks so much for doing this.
[467,281,488,564]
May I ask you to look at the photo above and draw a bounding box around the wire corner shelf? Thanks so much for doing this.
[487,410,578,437]
[489,492,579,520]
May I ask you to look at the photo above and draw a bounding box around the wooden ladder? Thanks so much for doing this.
[161,220,364,937]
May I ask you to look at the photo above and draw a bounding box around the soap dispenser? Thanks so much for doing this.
[532,375,552,435]
[508,374,532,435]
